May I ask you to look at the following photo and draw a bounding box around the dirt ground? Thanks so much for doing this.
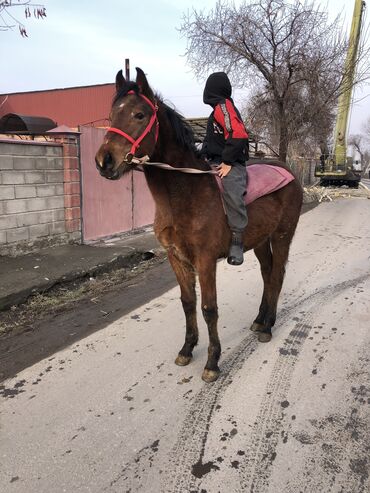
[0,251,167,338]
[0,253,175,381]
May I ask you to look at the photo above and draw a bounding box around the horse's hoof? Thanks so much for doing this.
[175,354,192,366]
[250,322,264,332]
[258,332,272,343]
[202,369,219,383]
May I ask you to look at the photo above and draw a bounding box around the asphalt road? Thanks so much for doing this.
[1,198,370,493]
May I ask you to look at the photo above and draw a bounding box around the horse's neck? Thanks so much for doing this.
[143,112,223,230]
[152,139,199,170]
[145,147,202,201]
[144,145,218,220]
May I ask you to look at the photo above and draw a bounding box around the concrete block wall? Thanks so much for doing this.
[0,138,81,256]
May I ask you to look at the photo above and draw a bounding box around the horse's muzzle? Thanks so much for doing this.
[100,168,120,180]
[95,150,120,180]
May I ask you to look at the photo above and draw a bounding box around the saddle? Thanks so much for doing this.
[216,163,295,205]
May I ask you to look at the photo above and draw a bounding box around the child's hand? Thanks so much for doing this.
[217,163,232,178]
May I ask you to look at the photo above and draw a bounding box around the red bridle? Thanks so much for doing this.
[107,90,159,163]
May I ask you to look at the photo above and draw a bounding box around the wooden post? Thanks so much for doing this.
[125,59,130,81]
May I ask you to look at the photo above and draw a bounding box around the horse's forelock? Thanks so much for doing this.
[112,81,140,106]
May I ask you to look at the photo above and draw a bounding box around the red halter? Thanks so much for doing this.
[107,90,159,163]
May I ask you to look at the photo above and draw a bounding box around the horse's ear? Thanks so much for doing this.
[115,70,126,92]
[136,67,154,100]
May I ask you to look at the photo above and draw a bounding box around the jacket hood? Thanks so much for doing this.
[203,72,232,107]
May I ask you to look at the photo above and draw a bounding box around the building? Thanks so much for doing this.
[0,83,116,129]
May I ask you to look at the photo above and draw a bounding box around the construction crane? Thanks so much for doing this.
[315,0,366,188]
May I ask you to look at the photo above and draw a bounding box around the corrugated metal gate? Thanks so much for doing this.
[79,126,155,242]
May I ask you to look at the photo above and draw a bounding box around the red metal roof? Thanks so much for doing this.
[0,83,115,128]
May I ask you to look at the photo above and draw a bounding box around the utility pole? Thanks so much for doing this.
[125,59,130,81]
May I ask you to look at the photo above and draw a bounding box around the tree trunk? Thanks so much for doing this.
[278,109,289,163]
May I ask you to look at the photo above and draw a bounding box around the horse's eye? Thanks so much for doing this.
[135,112,145,120]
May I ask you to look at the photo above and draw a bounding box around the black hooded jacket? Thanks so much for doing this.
[202,72,249,165]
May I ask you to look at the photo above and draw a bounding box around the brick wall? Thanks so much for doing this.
[62,139,81,236]
[0,137,81,256]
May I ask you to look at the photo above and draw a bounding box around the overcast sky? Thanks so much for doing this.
[1,0,369,134]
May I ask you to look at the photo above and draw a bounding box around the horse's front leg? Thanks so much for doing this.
[167,248,198,366]
[197,258,220,383]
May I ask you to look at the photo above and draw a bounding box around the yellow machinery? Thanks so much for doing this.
[315,0,366,187]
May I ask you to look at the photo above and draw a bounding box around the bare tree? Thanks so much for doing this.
[180,0,369,162]
[245,78,337,159]
[363,116,370,144]
[0,0,46,37]
[348,133,370,174]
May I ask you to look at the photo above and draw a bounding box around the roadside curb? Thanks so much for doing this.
[0,250,159,312]
[0,227,162,312]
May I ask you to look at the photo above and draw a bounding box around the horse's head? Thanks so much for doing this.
[95,67,158,180]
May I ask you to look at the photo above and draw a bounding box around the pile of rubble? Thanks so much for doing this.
[303,183,370,203]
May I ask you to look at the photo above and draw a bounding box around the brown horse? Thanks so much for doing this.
[95,68,303,383]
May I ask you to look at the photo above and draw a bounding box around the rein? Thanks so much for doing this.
[129,155,218,175]
[145,161,218,175]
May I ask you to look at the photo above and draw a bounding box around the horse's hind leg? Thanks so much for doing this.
[167,248,198,366]
[250,240,273,335]
[255,232,293,342]
[197,258,220,383]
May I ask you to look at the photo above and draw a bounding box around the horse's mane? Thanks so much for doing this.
[112,82,200,157]
[160,100,200,156]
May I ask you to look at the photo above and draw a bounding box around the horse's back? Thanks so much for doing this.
[247,158,297,175]
[246,158,303,205]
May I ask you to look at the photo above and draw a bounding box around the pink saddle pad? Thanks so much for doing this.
[216,163,295,205]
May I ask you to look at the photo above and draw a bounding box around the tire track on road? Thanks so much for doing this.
[239,314,313,491]
[162,272,370,493]
[163,333,258,493]
[239,272,370,492]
